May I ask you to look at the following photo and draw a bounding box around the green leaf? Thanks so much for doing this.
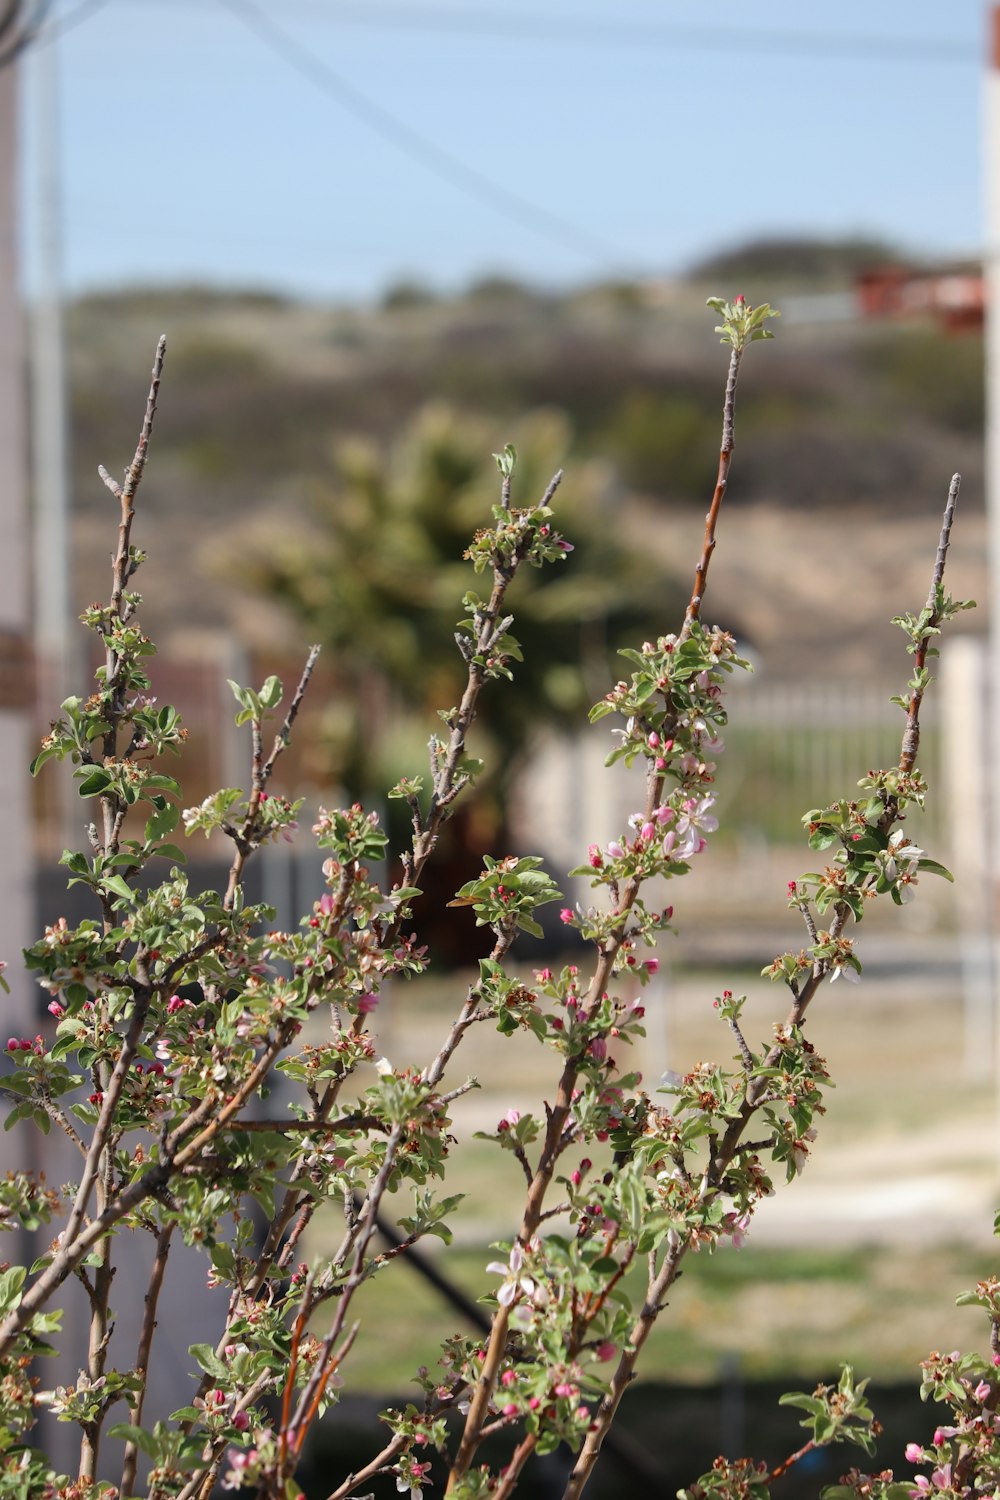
[0,1265,25,1315]
[106,1423,159,1458]
[189,1342,229,1381]
[102,874,135,905]
[144,796,179,842]
[147,842,187,864]
[29,744,64,776]
[76,767,112,798]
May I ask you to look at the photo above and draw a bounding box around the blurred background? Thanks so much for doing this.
[0,1,998,1494]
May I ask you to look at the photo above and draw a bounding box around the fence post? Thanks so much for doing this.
[940,638,994,1083]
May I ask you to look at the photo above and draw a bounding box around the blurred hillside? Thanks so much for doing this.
[65,238,986,694]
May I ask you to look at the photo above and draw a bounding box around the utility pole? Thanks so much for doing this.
[986,6,1000,1158]
[0,24,39,1053]
[28,16,72,730]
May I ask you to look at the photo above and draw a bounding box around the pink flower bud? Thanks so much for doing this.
[501,1370,517,1388]
[559,908,574,925]
[528,1396,541,1410]
[503,1403,518,1417]
[975,1380,991,1401]
[596,1341,616,1361]
[5,1039,16,1052]
[905,1442,923,1463]
[233,1409,249,1431]
[647,732,660,749]
[47,1002,63,1018]
[588,844,603,868]
[645,958,659,975]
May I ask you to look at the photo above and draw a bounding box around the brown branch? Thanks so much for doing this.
[899,472,961,774]
[682,345,742,632]
[223,642,322,910]
[767,1438,818,1481]
[121,1222,174,1496]
[99,337,166,856]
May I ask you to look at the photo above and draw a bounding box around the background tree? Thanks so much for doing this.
[231,402,684,813]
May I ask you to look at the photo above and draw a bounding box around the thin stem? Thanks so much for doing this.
[682,346,742,633]
[121,1223,174,1496]
[899,472,961,774]
[223,643,321,909]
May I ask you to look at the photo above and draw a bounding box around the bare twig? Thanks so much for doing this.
[682,346,742,632]
[121,1222,174,1496]
[899,472,961,774]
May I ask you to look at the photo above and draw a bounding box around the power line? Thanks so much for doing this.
[215,0,632,273]
[137,0,981,67]
[0,0,51,69]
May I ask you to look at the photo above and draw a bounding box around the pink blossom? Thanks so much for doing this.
[46,1002,63,1018]
[588,844,603,869]
[5,1039,16,1052]
[975,1380,991,1401]
[502,1403,518,1417]
[641,822,655,843]
[607,841,624,860]
[596,1341,616,1361]
[645,958,659,975]
[559,908,574,925]
[500,1370,517,1388]
[589,1038,607,1061]
[166,994,188,1014]
[647,732,660,749]
[904,1443,923,1463]
[233,1410,249,1431]
[555,1383,576,1398]
[357,991,379,1014]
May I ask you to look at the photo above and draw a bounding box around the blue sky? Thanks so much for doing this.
[16,0,992,302]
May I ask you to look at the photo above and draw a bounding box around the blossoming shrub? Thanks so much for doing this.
[0,298,989,1500]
